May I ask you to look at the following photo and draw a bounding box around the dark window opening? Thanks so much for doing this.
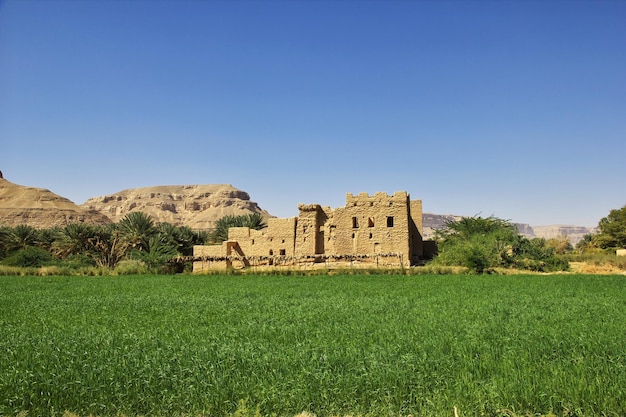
[387,216,394,227]
[369,233,373,239]
[269,250,274,256]
[352,217,359,228]
[368,218,374,227]
[279,249,286,256]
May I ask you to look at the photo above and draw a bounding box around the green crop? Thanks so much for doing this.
[1,274,624,417]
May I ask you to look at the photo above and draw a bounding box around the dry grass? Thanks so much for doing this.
[569,261,626,275]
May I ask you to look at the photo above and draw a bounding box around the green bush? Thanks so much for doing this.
[432,216,569,273]
[1,246,53,268]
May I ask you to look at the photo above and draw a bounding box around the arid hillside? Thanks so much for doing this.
[0,177,111,228]
[80,184,272,230]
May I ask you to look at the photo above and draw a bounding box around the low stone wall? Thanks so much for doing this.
[191,252,408,272]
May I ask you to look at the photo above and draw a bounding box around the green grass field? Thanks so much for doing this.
[1,273,625,417]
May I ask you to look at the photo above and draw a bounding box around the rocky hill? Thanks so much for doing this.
[0,177,111,228]
[81,184,271,230]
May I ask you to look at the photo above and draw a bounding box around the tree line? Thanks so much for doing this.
[0,212,266,273]
[1,205,623,275]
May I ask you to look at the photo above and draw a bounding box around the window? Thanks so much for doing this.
[368,218,374,227]
[387,216,394,227]
[251,239,254,245]
[352,217,359,228]
[369,233,373,239]
[279,249,286,256]
[269,250,274,256]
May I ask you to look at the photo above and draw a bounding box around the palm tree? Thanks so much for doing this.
[9,225,39,250]
[157,223,197,256]
[210,213,267,243]
[90,225,128,268]
[54,223,97,258]
[133,234,178,272]
[118,212,156,252]
[37,227,61,252]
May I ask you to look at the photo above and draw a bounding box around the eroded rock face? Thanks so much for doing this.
[532,225,597,245]
[81,184,271,230]
[0,178,112,228]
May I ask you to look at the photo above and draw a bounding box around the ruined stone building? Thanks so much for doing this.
[193,191,425,271]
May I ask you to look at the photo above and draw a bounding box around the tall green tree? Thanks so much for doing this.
[594,205,626,249]
[7,225,39,250]
[118,212,156,252]
[54,223,97,258]
[90,225,127,269]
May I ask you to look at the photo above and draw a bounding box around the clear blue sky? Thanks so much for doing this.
[1,0,624,227]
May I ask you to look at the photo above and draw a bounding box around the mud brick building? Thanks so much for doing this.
[193,191,425,271]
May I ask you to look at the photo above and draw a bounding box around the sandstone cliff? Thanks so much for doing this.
[81,184,271,230]
[532,225,597,245]
[0,178,112,228]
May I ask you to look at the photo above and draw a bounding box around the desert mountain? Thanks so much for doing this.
[0,177,112,228]
[81,184,271,230]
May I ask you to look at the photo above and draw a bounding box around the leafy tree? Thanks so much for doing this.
[515,237,569,271]
[575,233,598,253]
[433,216,567,273]
[210,213,267,243]
[594,205,626,249]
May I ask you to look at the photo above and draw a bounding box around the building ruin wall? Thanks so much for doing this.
[193,191,424,271]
